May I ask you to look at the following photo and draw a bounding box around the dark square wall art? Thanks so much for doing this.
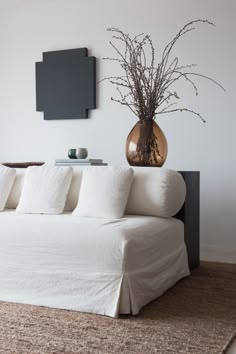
[36,48,96,120]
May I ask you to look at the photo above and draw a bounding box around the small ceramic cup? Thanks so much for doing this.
[68,148,88,159]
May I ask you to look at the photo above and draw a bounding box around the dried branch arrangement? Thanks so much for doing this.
[102,20,224,123]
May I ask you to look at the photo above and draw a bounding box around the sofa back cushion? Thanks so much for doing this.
[5,166,186,218]
[64,167,84,211]
[5,168,24,209]
[125,167,186,218]
[0,165,16,211]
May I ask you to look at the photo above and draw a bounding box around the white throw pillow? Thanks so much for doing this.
[16,165,73,214]
[72,166,134,219]
[0,165,16,211]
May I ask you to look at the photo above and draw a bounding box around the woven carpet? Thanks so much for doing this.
[0,262,235,354]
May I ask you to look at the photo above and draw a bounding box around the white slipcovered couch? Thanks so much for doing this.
[0,165,189,317]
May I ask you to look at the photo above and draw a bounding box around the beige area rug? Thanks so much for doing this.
[0,262,235,354]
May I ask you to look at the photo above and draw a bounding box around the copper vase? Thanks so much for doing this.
[126,119,168,167]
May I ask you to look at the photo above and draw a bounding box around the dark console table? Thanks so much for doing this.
[176,171,200,270]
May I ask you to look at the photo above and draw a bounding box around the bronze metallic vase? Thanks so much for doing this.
[126,120,168,167]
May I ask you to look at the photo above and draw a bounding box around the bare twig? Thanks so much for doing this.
[101,21,224,122]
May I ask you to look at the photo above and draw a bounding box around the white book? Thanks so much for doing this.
[55,158,103,164]
[55,162,107,166]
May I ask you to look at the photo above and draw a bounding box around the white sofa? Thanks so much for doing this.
[0,166,190,317]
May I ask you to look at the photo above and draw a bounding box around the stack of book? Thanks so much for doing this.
[55,158,107,166]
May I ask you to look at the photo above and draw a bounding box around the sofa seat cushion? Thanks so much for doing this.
[0,210,189,317]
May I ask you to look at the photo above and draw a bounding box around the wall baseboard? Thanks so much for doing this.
[201,244,236,264]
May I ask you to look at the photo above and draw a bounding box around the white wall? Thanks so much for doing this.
[0,0,235,262]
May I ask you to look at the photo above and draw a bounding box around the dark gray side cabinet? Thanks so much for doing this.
[176,171,200,271]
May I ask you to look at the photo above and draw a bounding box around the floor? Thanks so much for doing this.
[0,261,235,353]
